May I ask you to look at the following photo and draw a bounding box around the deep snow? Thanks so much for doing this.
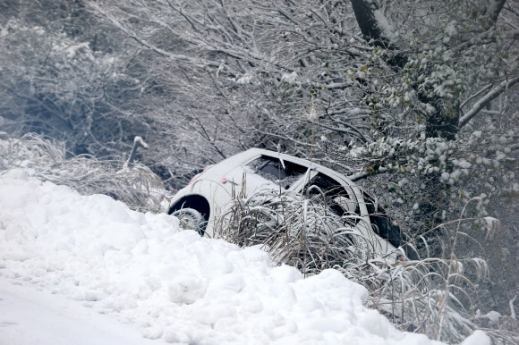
[0,169,489,344]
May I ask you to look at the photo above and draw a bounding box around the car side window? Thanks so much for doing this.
[303,173,359,217]
[246,155,307,189]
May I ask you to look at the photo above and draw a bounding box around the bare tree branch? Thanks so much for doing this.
[458,75,519,128]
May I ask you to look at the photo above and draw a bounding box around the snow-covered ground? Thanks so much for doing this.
[0,279,158,345]
[0,169,488,344]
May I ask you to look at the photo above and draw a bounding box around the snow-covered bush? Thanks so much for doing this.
[0,133,168,212]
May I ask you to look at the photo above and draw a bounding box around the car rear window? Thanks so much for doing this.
[246,155,307,189]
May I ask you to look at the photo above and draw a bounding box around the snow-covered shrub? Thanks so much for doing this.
[0,133,168,212]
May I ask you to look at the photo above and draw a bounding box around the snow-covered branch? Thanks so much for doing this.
[458,75,519,128]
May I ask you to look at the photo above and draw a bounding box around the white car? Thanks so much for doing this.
[168,148,414,259]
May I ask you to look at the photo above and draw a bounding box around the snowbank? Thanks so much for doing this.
[0,169,450,344]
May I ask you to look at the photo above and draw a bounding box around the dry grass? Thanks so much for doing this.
[215,188,368,275]
[0,132,168,212]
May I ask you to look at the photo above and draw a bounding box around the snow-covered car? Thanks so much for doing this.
[168,148,412,259]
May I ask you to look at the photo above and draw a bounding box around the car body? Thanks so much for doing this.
[168,148,411,259]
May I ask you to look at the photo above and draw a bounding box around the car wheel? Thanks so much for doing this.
[172,208,207,235]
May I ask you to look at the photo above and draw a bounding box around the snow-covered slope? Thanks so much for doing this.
[0,169,486,344]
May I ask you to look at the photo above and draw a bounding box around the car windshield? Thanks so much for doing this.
[246,155,308,190]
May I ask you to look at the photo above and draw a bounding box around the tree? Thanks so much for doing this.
[350,0,517,138]
[0,0,186,178]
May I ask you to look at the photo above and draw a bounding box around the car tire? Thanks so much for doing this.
[172,208,207,235]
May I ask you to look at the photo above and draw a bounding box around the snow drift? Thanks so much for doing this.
[0,169,487,344]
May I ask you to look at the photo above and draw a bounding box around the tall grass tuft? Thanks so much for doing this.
[215,188,369,276]
[0,132,168,212]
